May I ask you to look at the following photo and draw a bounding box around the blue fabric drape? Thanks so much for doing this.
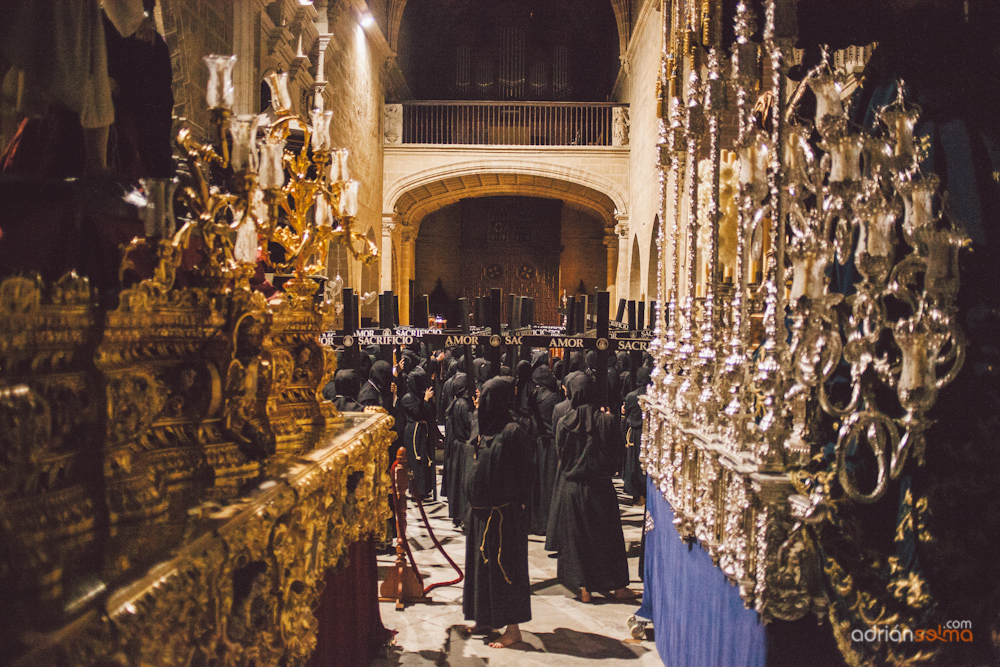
[645,477,768,667]
[644,477,843,666]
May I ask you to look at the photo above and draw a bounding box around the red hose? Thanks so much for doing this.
[389,460,464,594]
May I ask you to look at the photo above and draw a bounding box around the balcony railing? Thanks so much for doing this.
[394,101,628,147]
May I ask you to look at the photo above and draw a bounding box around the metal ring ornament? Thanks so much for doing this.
[836,410,897,504]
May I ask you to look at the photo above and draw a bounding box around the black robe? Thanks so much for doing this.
[527,367,561,535]
[444,376,473,523]
[548,375,629,592]
[400,368,436,497]
[463,380,532,629]
[358,360,392,409]
[622,367,650,499]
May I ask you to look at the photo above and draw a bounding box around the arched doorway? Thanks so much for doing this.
[414,196,607,325]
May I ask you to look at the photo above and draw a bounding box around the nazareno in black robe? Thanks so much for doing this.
[400,367,436,498]
[527,365,561,535]
[548,373,629,593]
[463,378,532,629]
[622,366,651,500]
[444,373,474,524]
[544,370,582,553]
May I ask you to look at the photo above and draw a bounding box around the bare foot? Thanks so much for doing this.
[488,624,521,648]
[607,588,640,601]
[458,625,491,637]
[579,587,592,603]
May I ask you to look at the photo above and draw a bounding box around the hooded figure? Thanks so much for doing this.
[323,369,362,412]
[617,351,636,404]
[527,364,561,535]
[359,360,393,408]
[463,377,532,645]
[622,366,651,502]
[472,358,492,389]
[546,373,631,601]
[400,367,437,498]
[444,372,474,524]
[515,359,532,411]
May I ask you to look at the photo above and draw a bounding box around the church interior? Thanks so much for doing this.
[1,0,998,665]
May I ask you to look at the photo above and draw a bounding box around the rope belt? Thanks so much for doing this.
[412,420,427,461]
[471,502,514,585]
[626,426,633,446]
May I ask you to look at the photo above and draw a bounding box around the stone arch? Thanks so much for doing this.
[385,160,627,230]
[629,235,642,300]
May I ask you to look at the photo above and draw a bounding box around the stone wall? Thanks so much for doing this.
[159,0,235,135]
[559,207,609,300]
[322,1,385,282]
[615,0,662,300]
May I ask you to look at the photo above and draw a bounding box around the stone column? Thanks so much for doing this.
[231,0,256,115]
[399,227,416,325]
[604,229,619,305]
[614,216,631,300]
[380,214,397,293]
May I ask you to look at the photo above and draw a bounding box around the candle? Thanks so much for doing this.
[204,55,236,110]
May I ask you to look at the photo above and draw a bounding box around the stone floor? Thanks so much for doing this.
[375,469,660,666]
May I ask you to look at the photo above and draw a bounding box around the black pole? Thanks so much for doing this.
[595,291,610,408]
[408,280,415,326]
[577,294,589,333]
[615,298,627,323]
[487,288,502,379]
[649,300,658,329]
[566,296,577,335]
[627,300,637,331]
[637,301,646,333]
[459,297,476,398]
[524,297,534,327]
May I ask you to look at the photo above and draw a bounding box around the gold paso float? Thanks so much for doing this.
[0,54,390,666]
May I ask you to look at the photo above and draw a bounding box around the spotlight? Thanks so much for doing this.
[360,13,374,28]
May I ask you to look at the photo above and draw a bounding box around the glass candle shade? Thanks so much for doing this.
[338,180,360,217]
[882,107,920,158]
[808,73,844,128]
[901,177,937,244]
[895,327,940,412]
[205,55,236,110]
[230,114,261,171]
[315,194,334,227]
[234,217,258,263]
[330,148,350,182]
[789,246,830,303]
[310,109,334,152]
[258,138,287,189]
[828,134,864,183]
[265,71,294,115]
